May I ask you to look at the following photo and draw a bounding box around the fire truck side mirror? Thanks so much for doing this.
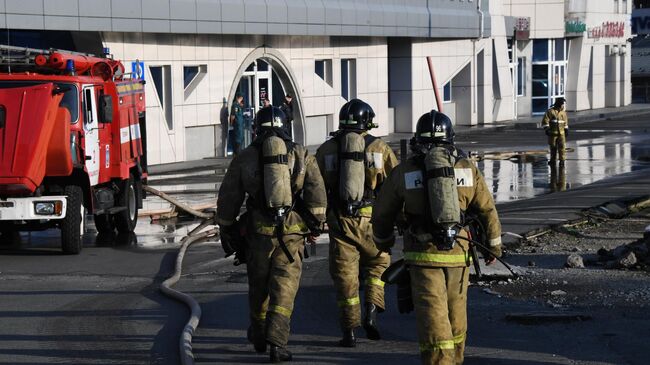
[0,105,5,128]
[99,95,113,124]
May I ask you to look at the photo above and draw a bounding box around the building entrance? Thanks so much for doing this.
[226,58,288,155]
[532,39,567,115]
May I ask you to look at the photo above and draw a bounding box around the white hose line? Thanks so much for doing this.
[160,224,219,365]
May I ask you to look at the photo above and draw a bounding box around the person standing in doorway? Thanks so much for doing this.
[280,94,294,137]
[230,93,245,155]
[541,97,569,166]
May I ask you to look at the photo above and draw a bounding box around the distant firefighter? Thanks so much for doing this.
[542,97,569,166]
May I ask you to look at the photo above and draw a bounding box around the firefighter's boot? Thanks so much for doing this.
[270,344,293,363]
[247,325,267,353]
[339,328,356,347]
[363,303,381,340]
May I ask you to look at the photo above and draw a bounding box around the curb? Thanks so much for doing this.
[507,194,650,247]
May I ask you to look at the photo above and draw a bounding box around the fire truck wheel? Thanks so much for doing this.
[61,185,84,254]
[115,175,138,234]
[0,226,20,246]
[94,214,115,234]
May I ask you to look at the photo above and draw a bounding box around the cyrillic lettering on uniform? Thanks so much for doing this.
[405,171,424,189]
[454,168,473,187]
[367,152,383,169]
[324,154,337,171]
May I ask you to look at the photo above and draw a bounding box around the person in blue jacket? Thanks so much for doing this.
[230,93,245,155]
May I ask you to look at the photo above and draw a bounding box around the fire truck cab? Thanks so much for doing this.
[0,46,147,254]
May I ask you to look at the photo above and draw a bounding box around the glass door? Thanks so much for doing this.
[553,64,566,100]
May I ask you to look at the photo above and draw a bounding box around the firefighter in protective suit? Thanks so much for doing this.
[216,106,327,363]
[542,97,569,166]
[315,99,398,347]
[371,111,502,365]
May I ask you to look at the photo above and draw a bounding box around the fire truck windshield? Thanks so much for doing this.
[0,81,79,123]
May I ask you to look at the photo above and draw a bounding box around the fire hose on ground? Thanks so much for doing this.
[147,185,218,365]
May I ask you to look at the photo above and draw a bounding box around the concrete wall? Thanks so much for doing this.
[502,0,566,39]
[405,38,493,129]
[102,33,389,164]
[516,40,533,117]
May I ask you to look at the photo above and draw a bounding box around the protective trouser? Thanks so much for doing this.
[246,232,304,347]
[410,265,469,365]
[329,215,390,330]
[547,134,566,162]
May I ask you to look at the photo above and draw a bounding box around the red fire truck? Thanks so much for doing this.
[0,46,147,254]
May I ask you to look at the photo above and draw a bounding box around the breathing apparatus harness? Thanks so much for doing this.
[330,129,379,217]
[409,139,463,251]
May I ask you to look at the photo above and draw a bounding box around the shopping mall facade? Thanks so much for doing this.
[0,0,632,163]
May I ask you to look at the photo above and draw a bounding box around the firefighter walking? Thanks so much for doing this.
[216,106,327,362]
[315,99,398,347]
[542,97,569,166]
[371,111,502,365]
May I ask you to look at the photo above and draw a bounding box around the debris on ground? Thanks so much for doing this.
[565,254,585,268]
[596,237,649,270]
[489,208,650,309]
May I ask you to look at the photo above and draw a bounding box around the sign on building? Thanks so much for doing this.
[131,60,145,81]
[587,21,625,39]
[515,17,530,40]
[565,18,587,36]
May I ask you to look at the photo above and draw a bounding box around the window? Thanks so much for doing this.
[149,65,173,130]
[150,66,164,106]
[532,39,549,62]
[443,81,452,102]
[315,59,333,86]
[0,81,79,123]
[183,65,207,99]
[341,59,357,101]
[507,38,514,64]
[532,65,549,97]
[257,59,269,72]
[83,88,95,125]
[183,66,199,89]
[517,57,525,96]
[554,39,565,61]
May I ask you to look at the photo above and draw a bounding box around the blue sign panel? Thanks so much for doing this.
[131,61,145,81]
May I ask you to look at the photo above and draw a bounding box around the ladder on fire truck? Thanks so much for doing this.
[0,44,95,67]
[0,44,132,80]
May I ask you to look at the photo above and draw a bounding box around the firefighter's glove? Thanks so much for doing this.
[373,233,395,254]
[485,238,503,265]
[544,128,551,136]
[219,224,239,257]
[564,128,569,137]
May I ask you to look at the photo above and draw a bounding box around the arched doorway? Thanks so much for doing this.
[224,47,305,155]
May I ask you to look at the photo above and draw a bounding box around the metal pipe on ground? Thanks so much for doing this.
[143,185,214,220]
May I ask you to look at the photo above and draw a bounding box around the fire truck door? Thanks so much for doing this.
[82,85,100,186]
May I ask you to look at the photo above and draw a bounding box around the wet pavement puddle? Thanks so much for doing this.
[478,132,650,202]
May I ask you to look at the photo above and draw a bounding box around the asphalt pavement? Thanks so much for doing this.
[1,113,650,364]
